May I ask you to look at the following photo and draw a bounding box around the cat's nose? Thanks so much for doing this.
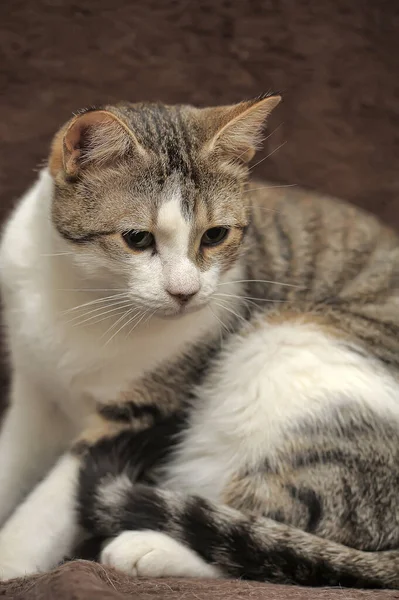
[167,290,198,304]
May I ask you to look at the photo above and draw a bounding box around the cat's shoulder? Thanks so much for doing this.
[0,169,52,285]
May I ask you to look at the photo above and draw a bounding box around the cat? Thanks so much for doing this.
[0,95,398,587]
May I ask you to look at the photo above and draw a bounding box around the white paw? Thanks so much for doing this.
[101,530,222,578]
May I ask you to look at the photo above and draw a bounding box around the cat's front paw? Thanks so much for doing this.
[101,530,222,579]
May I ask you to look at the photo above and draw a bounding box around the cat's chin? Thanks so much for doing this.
[157,303,206,320]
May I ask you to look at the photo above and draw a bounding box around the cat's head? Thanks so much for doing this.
[49,95,280,317]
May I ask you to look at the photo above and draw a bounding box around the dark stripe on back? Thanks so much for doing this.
[274,211,293,273]
[291,448,353,470]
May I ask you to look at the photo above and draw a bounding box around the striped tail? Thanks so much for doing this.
[79,473,399,589]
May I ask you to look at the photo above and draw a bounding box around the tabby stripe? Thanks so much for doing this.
[55,226,117,244]
[98,402,163,423]
[286,485,323,533]
[274,211,293,275]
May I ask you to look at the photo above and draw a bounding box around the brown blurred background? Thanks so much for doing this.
[0,0,398,394]
[1,0,399,223]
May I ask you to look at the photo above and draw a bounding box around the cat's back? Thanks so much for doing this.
[247,181,399,300]
[246,181,399,367]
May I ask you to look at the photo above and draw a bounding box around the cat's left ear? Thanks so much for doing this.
[204,94,281,163]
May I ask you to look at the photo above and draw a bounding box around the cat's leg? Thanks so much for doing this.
[0,409,163,580]
[0,374,74,525]
[0,409,101,579]
[0,452,80,580]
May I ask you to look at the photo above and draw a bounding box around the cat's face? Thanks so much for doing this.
[49,97,280,317]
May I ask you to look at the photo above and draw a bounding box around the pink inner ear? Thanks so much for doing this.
[65,112,113,152]
[205,95,281,162]
[62,112,116,174]
[64,121,86,153]
[63,122,86,174]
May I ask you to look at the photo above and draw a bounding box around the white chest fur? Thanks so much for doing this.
[0,171,231,426]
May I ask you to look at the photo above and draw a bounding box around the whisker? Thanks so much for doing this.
[218,279,302,289]
[215,292,288,304]
[217,294,261,313]
[250,205,280,214]
[262,122,283,143]
[231,124,284,166]
[213,299,247,325]
[62,292,130,315]
[74,307,131,329]
[70,303,133,328]
[208,306,226,347]
[125,307,155,337]
[123,309,146,338]
[208,306,231,336]
[143,309,157,327]
[249,141,287,171]
[57,288,127,292]
[102,308,139,344]
[66,298,133,324]
[249,183,297,193]
[126,310,150,337]
[69,306,128,329]
[40,252,75,257]
[213,301,245,325]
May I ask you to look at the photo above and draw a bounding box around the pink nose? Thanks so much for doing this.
[167,290,197,304]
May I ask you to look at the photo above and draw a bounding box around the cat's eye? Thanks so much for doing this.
[201,227,229,247]
[122,230,154,250]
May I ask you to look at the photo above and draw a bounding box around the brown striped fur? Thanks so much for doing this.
[245,184,399,367]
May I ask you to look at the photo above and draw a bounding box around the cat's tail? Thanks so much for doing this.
[79,480,399,589]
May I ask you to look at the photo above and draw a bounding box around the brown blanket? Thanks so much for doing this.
[1,0,399,598]
[2,561,399,600]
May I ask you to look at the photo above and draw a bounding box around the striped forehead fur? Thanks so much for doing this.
[112,103,202,184]
[50,97,278,244]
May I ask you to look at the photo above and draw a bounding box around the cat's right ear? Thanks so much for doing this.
[49,109,146,178]
[202,94,281,164]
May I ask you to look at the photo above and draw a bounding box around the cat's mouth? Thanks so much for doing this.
[158,301,207,320]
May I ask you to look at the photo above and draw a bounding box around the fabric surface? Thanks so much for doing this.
[2,561,399,600]
[1,0,399,598]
